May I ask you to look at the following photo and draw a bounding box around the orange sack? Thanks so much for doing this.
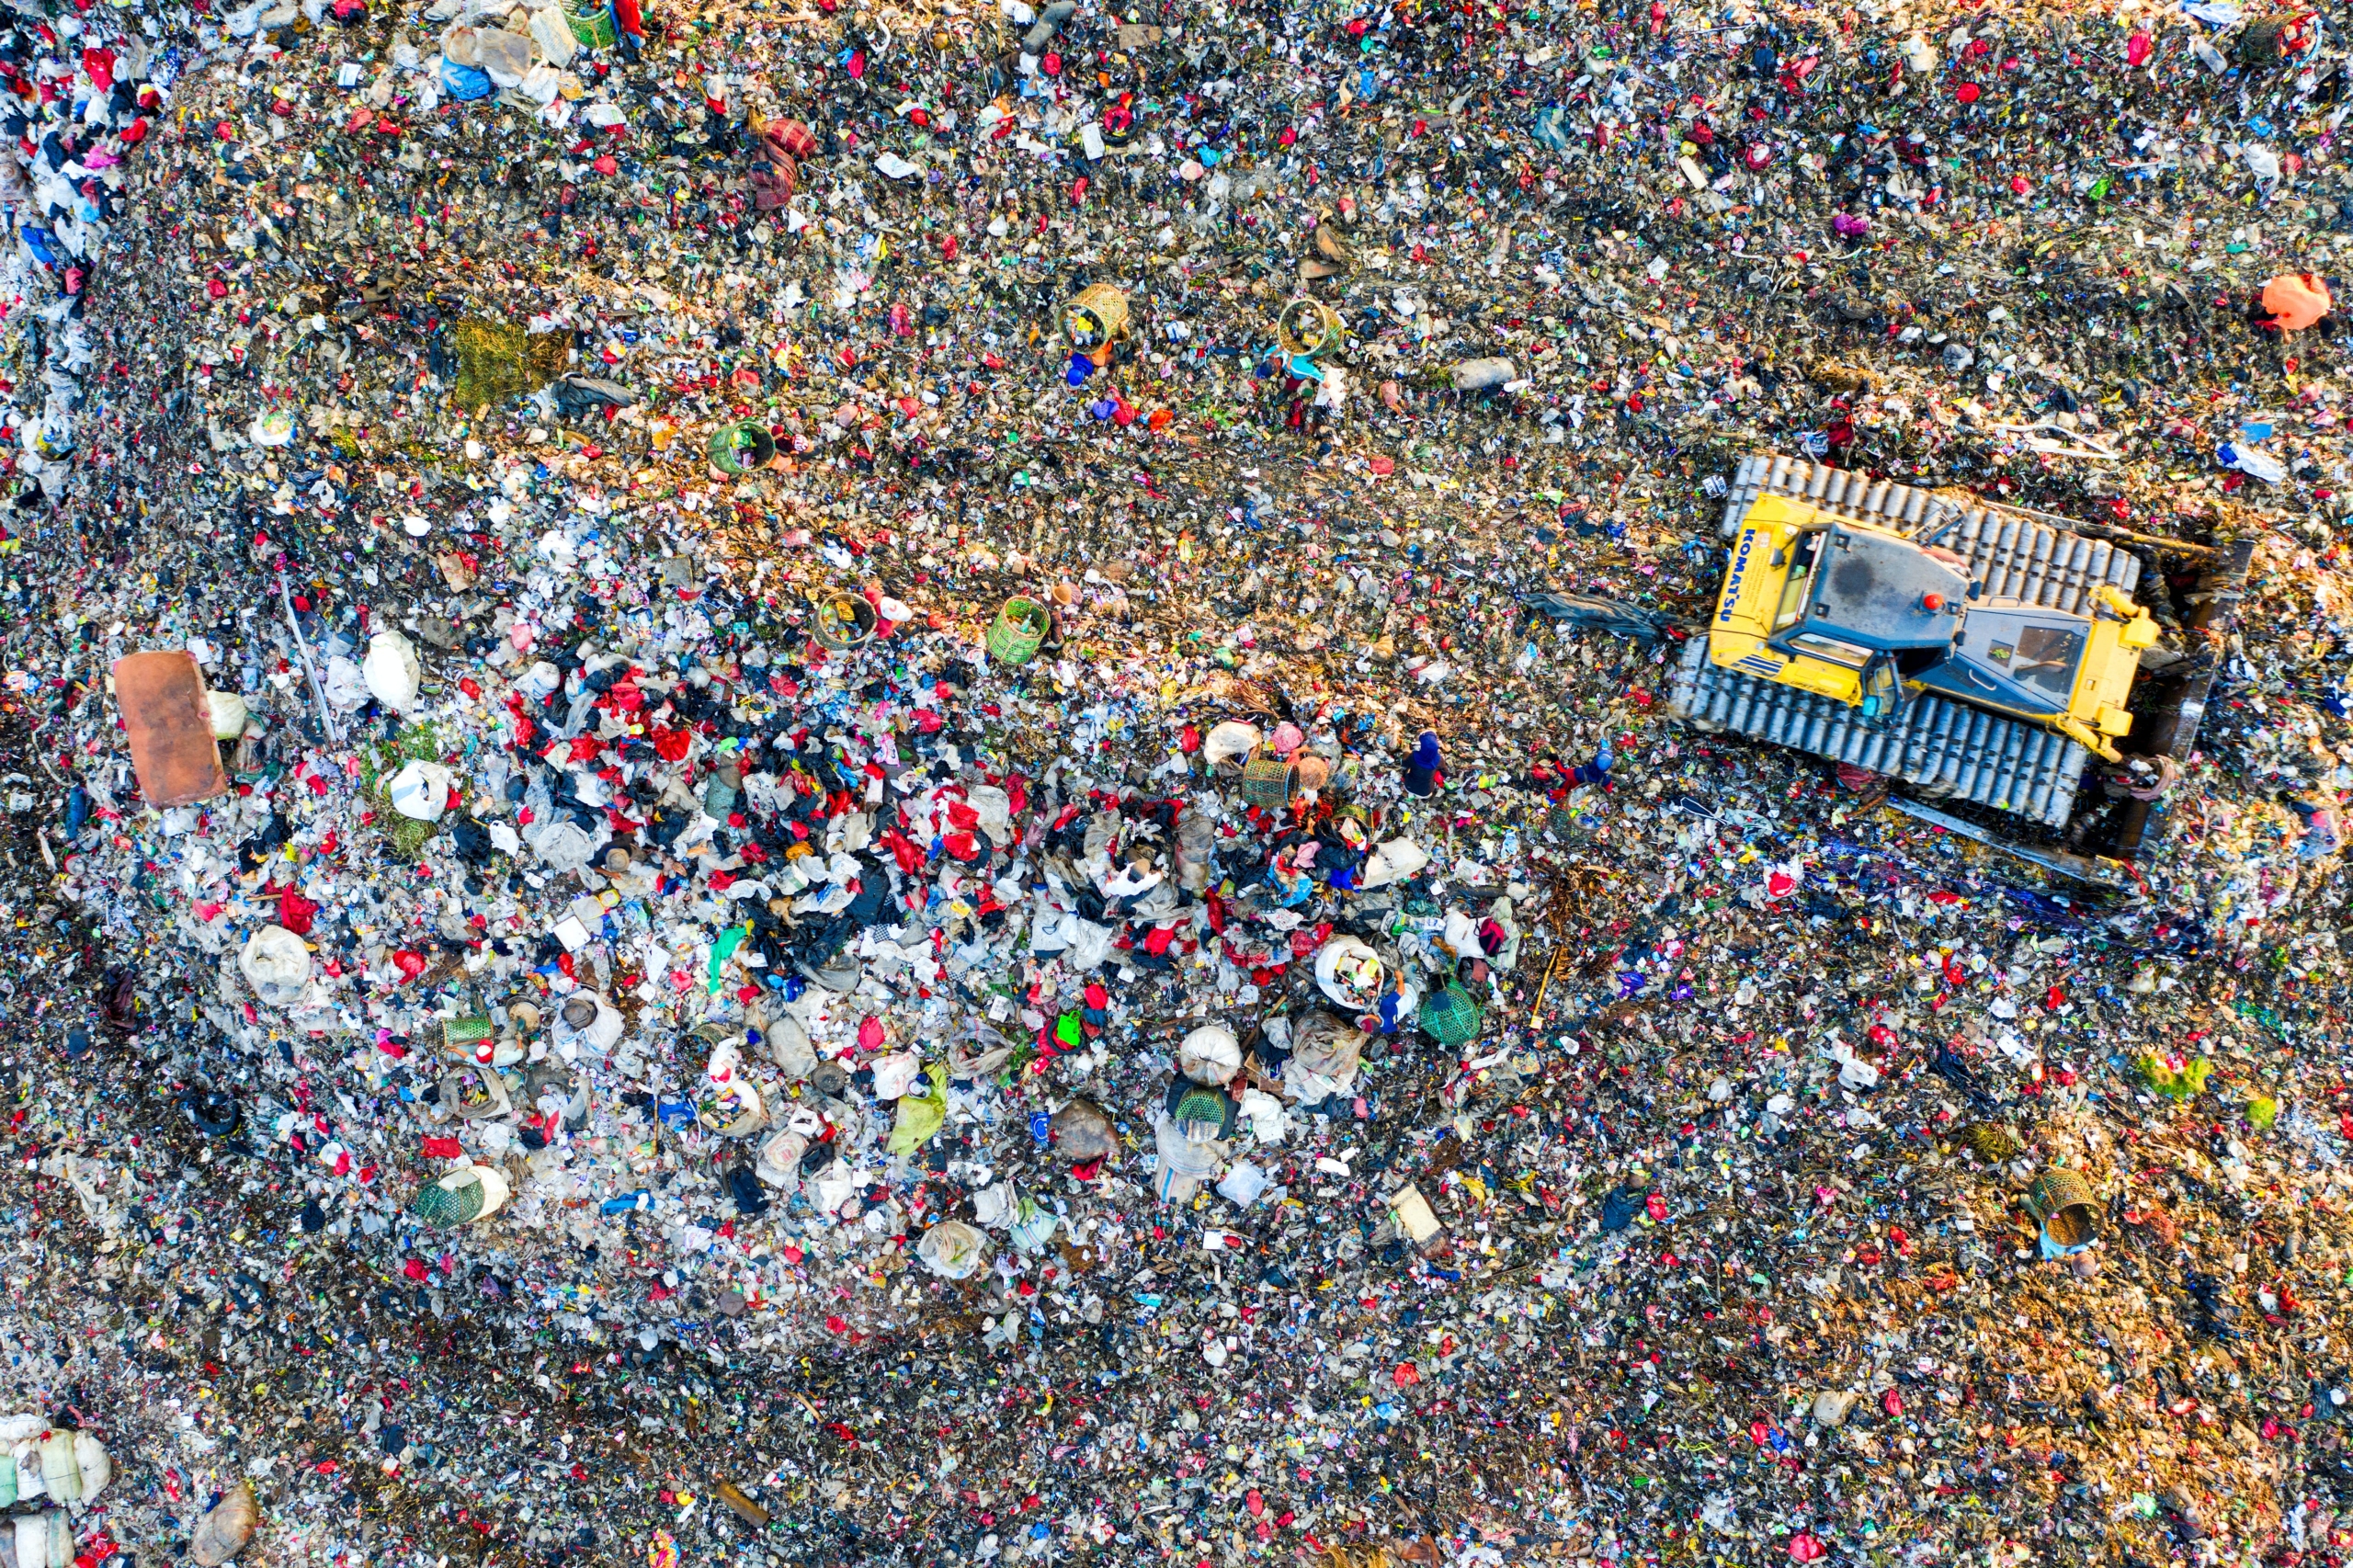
[2262,271,2333,331]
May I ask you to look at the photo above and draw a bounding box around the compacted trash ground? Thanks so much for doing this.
[0,0,2347,1562]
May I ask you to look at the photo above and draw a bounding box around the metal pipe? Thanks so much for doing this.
[278,569,342,745]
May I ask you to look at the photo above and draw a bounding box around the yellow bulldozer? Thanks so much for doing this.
[1529,455,2251,886]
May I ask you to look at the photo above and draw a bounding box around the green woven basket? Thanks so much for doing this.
[1240,756,1296,810]
[986,597,1050,665]
[562,0,618,48]
[1421,983,1484,1048]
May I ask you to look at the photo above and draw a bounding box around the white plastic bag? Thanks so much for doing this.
[1359,837,1430,888]
[362,631,421,711]
[1240,1087,1290,1143]
[807,1160,862,1216]
[238,925,312,1006]
[71,1434,107,1503]
[869,1051,921,1100]
[756,1130,807,1189]
[965,783,1013,841]
[528,818,604,873]
[1176,1024,1242,1085]
[1029,904,1077,956]
[2220,441,2288,483]
[15,1510,66,1568]
[35,1433,75,1506]
[1203,721,1260,767]
[388,759,453,820]
[517,658,563,699]
[1064,917,1116,971]
[1832,1040,1881,1091]
[1151,1110,1222,1203]
[1215,1160,1269,1207]
[472,26,533,85]
[916,1220,990,1279]
[206,690,249,741]
[527,5,575,64]
[1008,1196,1062,1253]
[323,654,369,710]
[1315,936,1386,1009]
[426,1162,510,1222]
[555,992,624,1055]
[9,1437,41,1503]
[762,1012,816,1078]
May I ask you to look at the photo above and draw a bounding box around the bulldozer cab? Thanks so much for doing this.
[1922,606,2091,718]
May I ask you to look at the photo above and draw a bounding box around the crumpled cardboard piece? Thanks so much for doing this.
[112,651,229,807]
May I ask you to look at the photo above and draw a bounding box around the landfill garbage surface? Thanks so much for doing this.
[0,0,2349,1561]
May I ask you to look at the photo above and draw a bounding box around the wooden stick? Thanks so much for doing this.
[1531,943,1564,1022]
